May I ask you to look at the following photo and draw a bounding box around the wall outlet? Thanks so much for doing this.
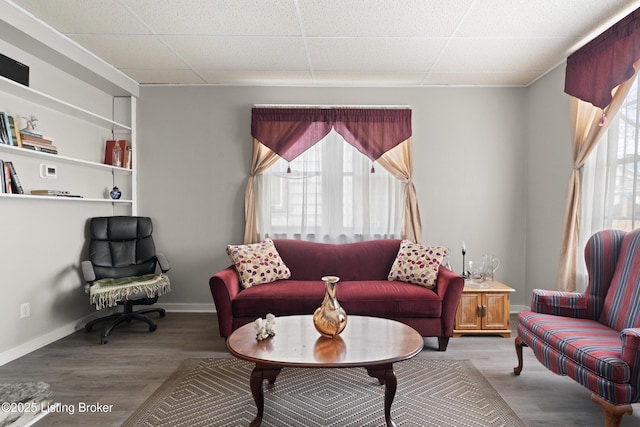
[20,302,30,319]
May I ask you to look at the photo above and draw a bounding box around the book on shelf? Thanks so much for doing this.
[0,160,6,192]
[8,116,22,147]
[30,189,82,198]
[21,140,58,154]
[0,113,10,145]
[1,160,12,193]
[5,160,23,194]
[104,139,131,168]
[20,128,43,138]
[30,189,70,195]
[1,113,15,146]
[22,145,58,154]
[19,132,53,145]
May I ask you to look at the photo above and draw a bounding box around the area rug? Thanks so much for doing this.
[0,382,53,427]
[124,358,526,427]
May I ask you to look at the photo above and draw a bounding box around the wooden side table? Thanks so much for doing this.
[453,281,515,338]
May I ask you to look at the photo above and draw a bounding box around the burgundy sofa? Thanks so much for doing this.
[209,239,464,351]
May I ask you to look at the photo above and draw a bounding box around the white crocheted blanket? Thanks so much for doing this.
[88,273,171,310]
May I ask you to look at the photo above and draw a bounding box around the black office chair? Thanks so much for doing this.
[81,216,171,344]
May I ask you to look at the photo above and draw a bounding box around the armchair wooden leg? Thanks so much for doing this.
[591,394,632,427]
[513,336,527,375]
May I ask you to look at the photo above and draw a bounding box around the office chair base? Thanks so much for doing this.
[85,304,166,344]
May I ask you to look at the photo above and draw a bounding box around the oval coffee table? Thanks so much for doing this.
[226,315,424,427]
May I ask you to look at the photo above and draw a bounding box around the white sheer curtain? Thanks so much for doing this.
[580,76,640,291]
[256,129,402,243]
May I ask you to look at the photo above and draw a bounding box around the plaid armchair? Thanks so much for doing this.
[514,229,640,427]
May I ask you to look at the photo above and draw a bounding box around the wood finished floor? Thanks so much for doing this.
[1,312,639,427]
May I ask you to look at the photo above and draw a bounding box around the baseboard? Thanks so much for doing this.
[0,314,93,366]
[510,304,528,313]
[162,303,217,312]
[0,305,217,366]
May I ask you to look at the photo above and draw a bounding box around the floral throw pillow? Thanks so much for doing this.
[227,239,291,289]
[387,240,448,289]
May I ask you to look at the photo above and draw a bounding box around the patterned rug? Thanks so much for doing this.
[0,382,53,427]
[124,358,526,427]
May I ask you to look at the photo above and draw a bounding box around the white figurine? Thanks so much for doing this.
[23,114,39,131]
[254,313,276,340]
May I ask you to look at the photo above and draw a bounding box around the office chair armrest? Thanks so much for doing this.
[81,260,96,283]
[156,253,170,273]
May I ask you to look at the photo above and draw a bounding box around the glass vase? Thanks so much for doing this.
[313,276,348,338]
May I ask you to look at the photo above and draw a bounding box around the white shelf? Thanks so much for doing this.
[0,143,132,173]
[0,193,132,203]
[0,76,131,132]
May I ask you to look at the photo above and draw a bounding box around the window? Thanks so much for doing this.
[581,75,640,289]
[608,80,640,231]
[584,76,640,231]
[257,129,402,243]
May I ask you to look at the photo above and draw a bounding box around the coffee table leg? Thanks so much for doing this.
[249,365,281,427]
[366,363,397,427]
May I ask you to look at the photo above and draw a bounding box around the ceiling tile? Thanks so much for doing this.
[12,0,150,34]
[298,0,473,37]
[197,70,315,85]
[313,71,426,86]
[306,38,446,72]
[163,36,310,70]
[70,34,187,69]
[432,38,571,74]
[122,0,302,36]
[423,72,542,86]
[121,68,206,85]
[456,0,635,38]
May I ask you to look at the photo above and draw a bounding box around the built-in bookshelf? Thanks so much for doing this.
[0,0,141,366]
[0,74,135,210]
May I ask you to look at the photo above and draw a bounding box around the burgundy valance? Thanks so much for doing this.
[565,7,640,110]
[251,107,412,162]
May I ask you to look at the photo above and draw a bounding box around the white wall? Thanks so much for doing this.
[136,85,530,309]
[524,65,573,300]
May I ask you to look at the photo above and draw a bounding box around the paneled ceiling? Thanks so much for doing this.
[9,0,640,87]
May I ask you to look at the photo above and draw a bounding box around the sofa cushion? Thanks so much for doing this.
[232,279,442,319]
[335,239,402,280]
[273,240,338,281]
[519,311,629,383]
[233,280,325,317]
[387,240,448,289]
[337,280,442,317]
[227,239,291,288]
[273,239,402,281]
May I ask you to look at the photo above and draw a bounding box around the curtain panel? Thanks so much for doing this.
[245,107,421,244]
[565,7,640,111]
[558,64,640,292]
[251,107,412,161]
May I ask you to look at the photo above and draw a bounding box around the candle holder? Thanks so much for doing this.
[461,242,467,279]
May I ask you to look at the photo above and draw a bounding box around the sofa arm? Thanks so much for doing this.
[530,289,589,318]
[435,266,465,337]
[621,328,640,389]
[209,266,241,338]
